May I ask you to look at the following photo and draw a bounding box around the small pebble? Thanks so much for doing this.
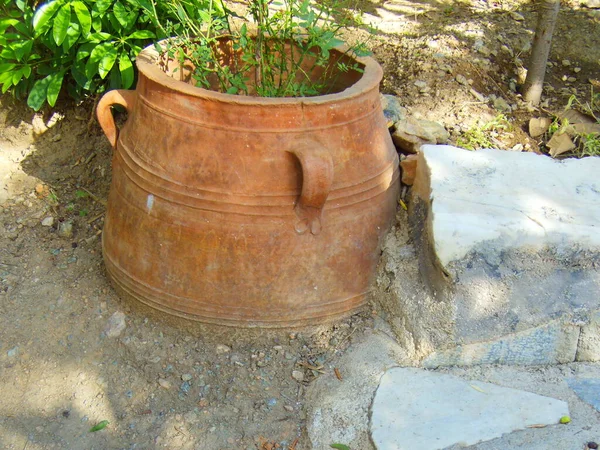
[62,410,70,418]
[588,443,598,450]
[291,370,304,382]
[181,373,193,381]
[216,344,231,354]
[41,217,54,227]
[284,405,294,412]
[158,378,171,389]
[180,381,191,394]
[562,59,571,66]
[574,67,581,73]
[7,347,18,357]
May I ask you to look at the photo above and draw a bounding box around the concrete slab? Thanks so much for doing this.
[386,145,600,365]
[567,378,600,412]
[305,330,410,450]
[370,367,570,450]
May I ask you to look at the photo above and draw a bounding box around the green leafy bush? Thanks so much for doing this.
[0,0,171,110]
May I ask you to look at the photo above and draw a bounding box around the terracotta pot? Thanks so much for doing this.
[96,42,399,327]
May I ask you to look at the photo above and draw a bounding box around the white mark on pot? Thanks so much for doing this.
[146,194,155,213]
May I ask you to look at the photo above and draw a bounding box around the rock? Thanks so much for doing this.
[510,143,524,152]
[562,59,571,67]
[216,344,231,354]
[400,155,418,185]
[529,117,552,137]
[158,378,171,389]
[58,221,73,238]
[407,145,600,365]
[455,74,469,86]
[567,378,600,412]
[291,370,304,382]
[7,346,18,357]
[493,96,511,112]
[510,11,525,21]
[181,373,193,381]
[371,368,569,450]
[380,94,407,128]
[423,320,579,368]
[547,133,576,157]
[568,76,577,83]
[585,0,600,7]
[413,80,429,93]
[577,311,600,361]
[104,311,127,338]
[41,217,54,227]
[392,117,449,154]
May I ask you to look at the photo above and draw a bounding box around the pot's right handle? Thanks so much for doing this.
[289,141,334,235]
[96,89,137,149]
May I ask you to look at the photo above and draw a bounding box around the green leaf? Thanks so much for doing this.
[126,29,155,40]
[113,0,129,27]
[72,1,91,36]
[71,64,91,88]
[46,70,66,106]
[76,42,96,61]
[89,420,109,432]
[0,64,16,73]
[94,0,113,14]
[86,32,112,43]
[53,3,71,46]
[85,43,110,78]
[98,46,118,78]
[0,18,19,34]
[11,40,33,61]
[32,0,61,36]
[63,23,81,51]
[330,445,350,450]
[27,75,52,111]
[118,52,134,88]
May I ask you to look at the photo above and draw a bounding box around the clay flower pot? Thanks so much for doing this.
[96,41,399,327]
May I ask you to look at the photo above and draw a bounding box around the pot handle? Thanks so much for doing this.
[96,89,137,150]
[289,142,334,235]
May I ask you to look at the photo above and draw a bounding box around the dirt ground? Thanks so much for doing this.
[0,0,599,449]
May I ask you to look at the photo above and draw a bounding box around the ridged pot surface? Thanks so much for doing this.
[97,43,399,327]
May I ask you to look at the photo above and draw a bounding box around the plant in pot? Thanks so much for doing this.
[96,0,400,327]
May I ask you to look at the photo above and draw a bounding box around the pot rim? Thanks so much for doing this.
[135,39,383,105]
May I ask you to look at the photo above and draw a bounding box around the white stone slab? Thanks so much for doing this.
[420,145,600,267]
[370,367,569,450]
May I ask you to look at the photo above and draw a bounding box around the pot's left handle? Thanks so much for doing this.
[289,141,334,235]
[96,89,137,149]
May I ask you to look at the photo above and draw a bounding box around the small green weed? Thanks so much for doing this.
[456,114,512,150]
[545,88,600,158]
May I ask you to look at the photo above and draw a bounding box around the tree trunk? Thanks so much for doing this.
[522,0,560,105]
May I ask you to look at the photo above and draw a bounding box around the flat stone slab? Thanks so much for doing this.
[396,145,600,365]
[371,368,569,450]
[567,378,600,412]
[416,145,600,268]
